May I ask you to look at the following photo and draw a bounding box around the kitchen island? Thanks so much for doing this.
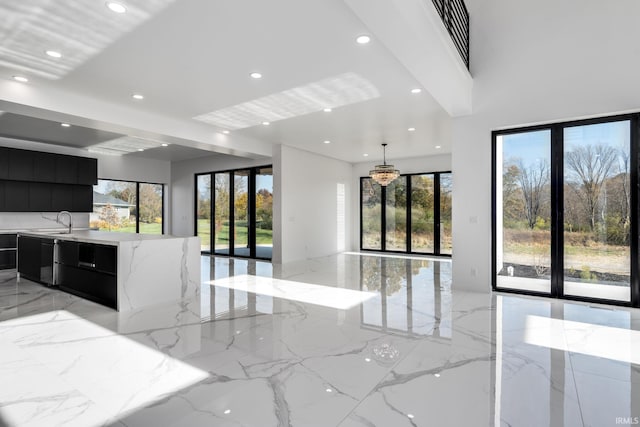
[17,230,200,311]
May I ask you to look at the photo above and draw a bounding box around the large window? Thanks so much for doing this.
[92,179,164,234]
[493,114,639,307]
[196,165,272,260]
[360,172,452,256]
[196,175,211,251]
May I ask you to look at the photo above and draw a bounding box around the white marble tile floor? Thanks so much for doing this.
[0,253,638,426]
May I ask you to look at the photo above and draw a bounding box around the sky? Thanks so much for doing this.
[500,120,630,170]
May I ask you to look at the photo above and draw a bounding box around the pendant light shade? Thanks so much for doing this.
[369,143,400,186]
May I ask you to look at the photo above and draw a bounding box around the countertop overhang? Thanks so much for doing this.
[17,230,190,246]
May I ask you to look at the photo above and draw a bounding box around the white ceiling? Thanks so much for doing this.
[0,0,456,164]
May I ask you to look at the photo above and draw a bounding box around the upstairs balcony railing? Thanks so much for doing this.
[432,0,470,69]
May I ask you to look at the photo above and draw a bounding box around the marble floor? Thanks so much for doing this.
[0,253,639,426]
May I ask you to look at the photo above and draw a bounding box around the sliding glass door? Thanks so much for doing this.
[410,175,435,253]
[563,121,631,302]
[255,167,273,259]
[196,175,211,251]
[493,114,638,307]
[495,130,552,294]
[214,173,231,256]
[360,172,452,256]
[196,165,272,260]
[362,178,382,250]
[233,170,250,257]
[385,176,407,251]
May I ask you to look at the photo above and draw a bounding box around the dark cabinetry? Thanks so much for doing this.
[5,182,29,212]
[8,149,33,181]
[56,240,117,309]
[0,234,17,270]
[77,158,98,185]
[0,147,97,212]
[55,155,78,184]
[17,235,54,284]
[33,152,56,182]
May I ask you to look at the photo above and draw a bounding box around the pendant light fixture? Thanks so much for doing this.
[369,143,400,186]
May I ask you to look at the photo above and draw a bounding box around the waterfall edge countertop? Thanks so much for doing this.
[16,230,201,311]
[16,230,188,246]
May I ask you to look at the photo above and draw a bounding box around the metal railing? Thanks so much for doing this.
[432,0,469,69]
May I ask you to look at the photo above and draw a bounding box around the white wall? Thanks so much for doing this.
[351,153,451,250]
[452,0,640,291]
[0,137,171,231]
[274,145,353,264]
[170,153,269,236]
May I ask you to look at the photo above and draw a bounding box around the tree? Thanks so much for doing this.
[138,184,162,223]
[565,144,617,231]
[99,203,119,231]
[502,163,524,223]
[517,159,549,229]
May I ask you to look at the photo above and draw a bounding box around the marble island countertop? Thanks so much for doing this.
[0,227,90,235]
[17,230,189,246]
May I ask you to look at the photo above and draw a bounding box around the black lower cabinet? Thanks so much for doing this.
[17,236,41,282]
[17,235,55,284]
[57,265,116,309]
[0,250,16,269]
[56,240,117,309]
[0,234,17,269]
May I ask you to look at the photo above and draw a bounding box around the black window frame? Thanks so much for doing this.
[360,171,452,257]
[194,165,273,260]
[492,113,639,308]
[93,178,165,235]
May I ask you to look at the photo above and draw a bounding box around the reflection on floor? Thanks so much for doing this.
[0,253,638,426]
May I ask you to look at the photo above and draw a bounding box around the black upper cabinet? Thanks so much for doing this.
[5,182,29,211]
[29,183,52,211]
[77,157,98,185]
[55,155,78,184]
[0,147,8,180]
[0,147,97,185]
[72,185,93,212]
[33,152,57,182]
[0,147,97,212]
[51,185,74,211]
[8,149,33,181]
[0,181,5,211]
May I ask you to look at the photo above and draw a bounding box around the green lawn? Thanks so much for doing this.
[197,219,272,247]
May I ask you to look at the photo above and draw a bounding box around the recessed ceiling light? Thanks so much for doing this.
[363,153,369,157]
[106,2,127,13]
[325,388,332,393]
[222,130,230,134]
[224,409,231,415]
[324,140,331,144]
[60,123,71,127]
[161,143,168,147]
[250,72,262,79]
[365,358,371,362]
[435,145,441,149]
[12,75,28,82]
[262,121,270,126]
[408,127,416,132]
[323,108,332,113]
[434,373,441,377]
[407,414,415,419]
[137,148,144,152]
[411,88,422,94]
[132,93,144,100]
[45,50,62,58]
[356,35,371,44]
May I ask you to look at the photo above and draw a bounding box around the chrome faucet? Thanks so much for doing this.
[56,211,73,234]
